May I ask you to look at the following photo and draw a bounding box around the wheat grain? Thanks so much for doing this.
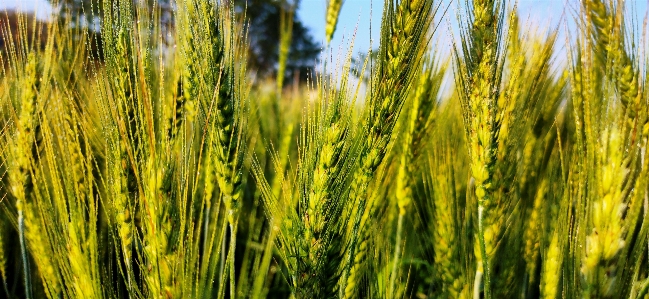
[8,52,44,299]
[523,180,546,285]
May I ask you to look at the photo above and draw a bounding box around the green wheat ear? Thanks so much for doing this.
[342,0,434,295]
[568,2,648,299]
[10,52,40,299]
[540,164,568,299]
[454,0,506,297]
[389,54,445,297]
[325,0,344,44]
[277,3,294,93]
[252,33,360,297]
[428,140,470,299]
[583,0,642,114]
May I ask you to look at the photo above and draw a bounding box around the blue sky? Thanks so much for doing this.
[297,0,647,77]
[298,0,561,53]
[3,0,52,19]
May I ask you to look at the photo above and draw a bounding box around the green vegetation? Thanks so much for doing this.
[0,0,648,298]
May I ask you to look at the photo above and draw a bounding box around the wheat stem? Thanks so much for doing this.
[388,213,404,298]
[18,211,32,299]
[0,219,8,299]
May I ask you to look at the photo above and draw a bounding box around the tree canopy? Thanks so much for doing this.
[48,0,321,82]
[235,0,320,82]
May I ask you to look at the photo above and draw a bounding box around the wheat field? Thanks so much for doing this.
[0,0,648,298]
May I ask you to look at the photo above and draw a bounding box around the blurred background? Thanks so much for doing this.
[6,0,646,83]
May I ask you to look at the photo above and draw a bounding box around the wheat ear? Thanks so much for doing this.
[342,0,433,296]
[325,0,344,44]
[455,0,506,297]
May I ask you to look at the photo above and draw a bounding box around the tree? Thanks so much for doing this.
[49,0,320,82]
[235,0,321,82]
[52,0,170,27]
[0,11,48,54]
[54,0,102,28]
